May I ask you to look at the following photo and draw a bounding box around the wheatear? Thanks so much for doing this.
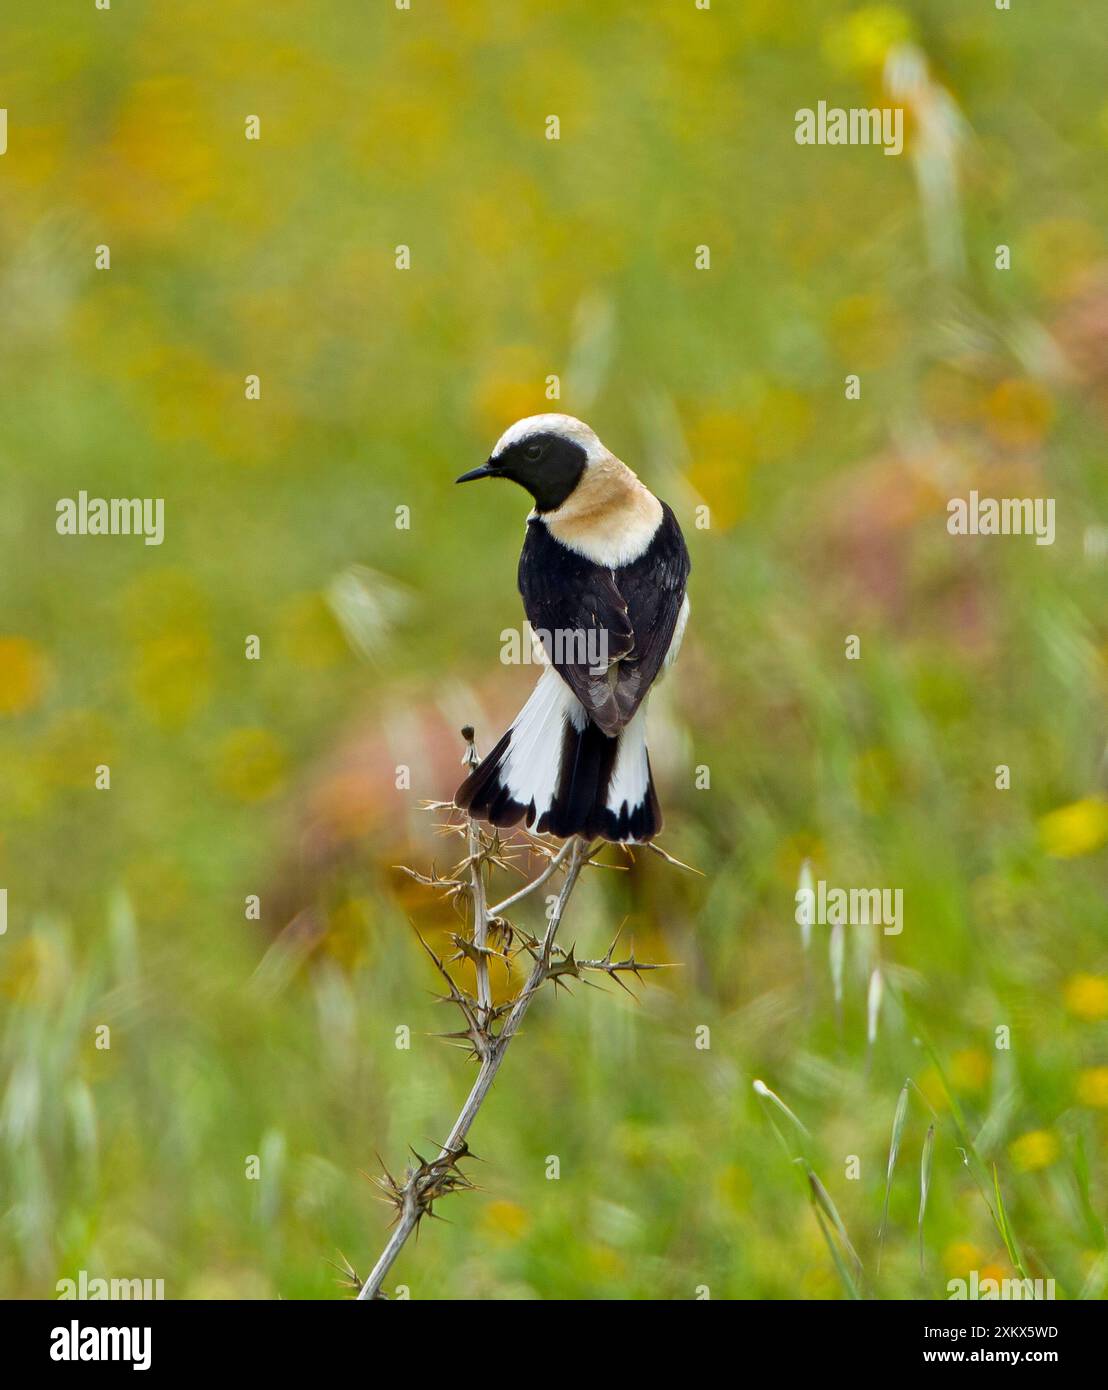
[454,414,689,842]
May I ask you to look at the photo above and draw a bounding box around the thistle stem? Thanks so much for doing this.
[357,835,589,1300]
[458,732,493,1022]
[467,816,493,1021]
[486,837,574,919]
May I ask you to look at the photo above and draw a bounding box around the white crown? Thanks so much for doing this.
[491,413,604,461]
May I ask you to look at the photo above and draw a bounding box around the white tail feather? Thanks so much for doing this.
[501,666,585,821]
[606,702,650,820]
[457,666,660,841]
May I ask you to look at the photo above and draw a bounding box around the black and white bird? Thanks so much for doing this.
[454,414,690,843]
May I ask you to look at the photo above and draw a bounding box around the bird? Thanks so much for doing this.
[453,413,690,843]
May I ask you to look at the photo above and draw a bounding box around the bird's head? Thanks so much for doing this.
[456,414,604,512]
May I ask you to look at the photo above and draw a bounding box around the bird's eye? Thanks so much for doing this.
[523,442,544,462]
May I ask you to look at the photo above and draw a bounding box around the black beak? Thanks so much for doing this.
[455,460,494,484]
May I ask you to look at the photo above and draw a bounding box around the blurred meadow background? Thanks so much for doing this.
[1,0,1106,1299]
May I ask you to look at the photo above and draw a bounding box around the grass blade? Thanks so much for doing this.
[1079,1251,1108,1301]
[1071,1131,1106,1249]
[878,1079,911,1263]
[797,858,814,952]
[808,1166,863,1290]
[992,1163,1029,1281]
[867,968,883,1048]
[829,922,845,1009]
[813,1201,862,1300]
[752,1078,811,1159]
[918,1123,935,1272]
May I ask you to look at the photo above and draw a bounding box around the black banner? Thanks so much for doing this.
[4,1295,1090,1375]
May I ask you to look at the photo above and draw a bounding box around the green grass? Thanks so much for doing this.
[0,0,1105,1299]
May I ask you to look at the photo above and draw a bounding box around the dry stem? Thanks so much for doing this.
[354,726,680,1300]
[357,831,589,1299]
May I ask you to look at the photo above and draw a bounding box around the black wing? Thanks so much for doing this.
[518,518,635,735]
[610,502,689,726]
[517,503,689,736]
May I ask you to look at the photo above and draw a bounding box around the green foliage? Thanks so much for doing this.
[0,0,1105,1299]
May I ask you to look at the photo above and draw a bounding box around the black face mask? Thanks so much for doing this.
[456,433,588,512]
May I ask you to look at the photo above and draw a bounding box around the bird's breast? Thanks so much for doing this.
[541,489,664,568]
